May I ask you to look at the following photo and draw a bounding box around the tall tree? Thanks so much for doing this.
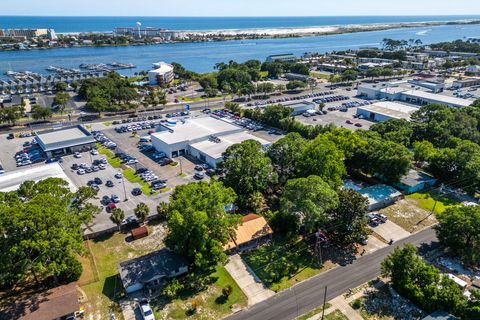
[219,140,277,208]
[280,175,339,233]
[0,178,96,288]
[165,181,240,270]
[267,132,306,184]
[53,91,70,114]
[327,189,368,245]
[435,205,480,266]
[298,135,346,189]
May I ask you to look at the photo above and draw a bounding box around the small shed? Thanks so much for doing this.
[131,226,148,240]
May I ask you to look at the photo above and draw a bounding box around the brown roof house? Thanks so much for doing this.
[224,214,273,253]
[4,282,80,320]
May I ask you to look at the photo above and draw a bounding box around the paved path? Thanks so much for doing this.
[371,220,410,242]
[225,254,275,306]
[226,227,437,320]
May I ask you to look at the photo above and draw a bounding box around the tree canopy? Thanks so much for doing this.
[219,140,277,208]
[280,175,339,233]
[435,205,480,266]
[0,178,98,288]
[165,181,240,270]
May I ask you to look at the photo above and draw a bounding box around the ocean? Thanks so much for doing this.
[1,17,480,79]
[1,15,480,33]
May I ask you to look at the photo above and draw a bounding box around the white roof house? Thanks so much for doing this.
[148,61,174,86]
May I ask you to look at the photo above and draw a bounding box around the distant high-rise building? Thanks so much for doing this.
[47,29,58,40]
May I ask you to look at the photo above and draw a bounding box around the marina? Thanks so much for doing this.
[2,23,480,80]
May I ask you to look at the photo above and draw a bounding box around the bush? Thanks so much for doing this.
[351,298,363,310]
[222,285,233,298]
[162,279,184,299]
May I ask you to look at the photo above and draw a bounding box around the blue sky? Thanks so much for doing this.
[3,0,480,16]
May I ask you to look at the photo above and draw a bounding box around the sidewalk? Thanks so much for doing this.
[225,254,275,306]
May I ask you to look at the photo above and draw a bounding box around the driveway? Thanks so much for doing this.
[370,220,410,242]
[225,254,275,306]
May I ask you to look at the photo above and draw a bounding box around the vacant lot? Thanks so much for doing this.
[242,236,335,292]
[379,198,438,233]
[350,281,424,320]
[153,265,247,320]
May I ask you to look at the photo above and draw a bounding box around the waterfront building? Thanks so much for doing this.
[148,62,174,86]
[113,27,186,40]
[266,53,297,63]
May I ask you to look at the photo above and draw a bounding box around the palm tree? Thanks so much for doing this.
[134,202,150,224]
[110,208,125,231]
[156,202,169,220]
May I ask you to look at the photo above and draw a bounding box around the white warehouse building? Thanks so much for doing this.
[151,117,271,168]
[357,83,472,108]
[148,61,174,86]
[356,101,418,122]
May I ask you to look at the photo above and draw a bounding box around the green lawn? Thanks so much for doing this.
[324,310,349,320]
[406,191,459,214]
[123,168,155,195]
[242,237,329,292]
[97,144,124,169]
[154,265,247,319]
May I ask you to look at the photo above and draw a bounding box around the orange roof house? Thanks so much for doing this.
[224,214,273,252]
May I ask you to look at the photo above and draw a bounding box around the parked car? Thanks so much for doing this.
[111,194,120,203]
[94,177,103,185]
[194,172,204,180]
[132,188,142,196]
[90,149,99,155]
[114,172,123,179]
[106,180,114,187]
[139,300,155,320]
[74,152,82,158]
[101,195,111,205]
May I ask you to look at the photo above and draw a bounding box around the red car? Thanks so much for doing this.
[106,202,117,213]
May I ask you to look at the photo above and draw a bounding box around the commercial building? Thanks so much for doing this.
[357,62,392,72]
[359,184,402,211]
[35,125,96,158]
[7,282,80,320]
[151,117,270,167]
[357,83,472,108]
[356,101,418,122]
[284,101,316,116]
[0,28,49,39]
[190,131,270,168]
[284,73,311,81]
[0,163,77,193]
[224,214,273,253]
[148,61,174,86]
[119,249,188,294]
[395,169,437,194]
[266,53,297,63]
[466,65,480,76]
[408,79,445,93]
[452,78,480,88]
[113,27,186,40]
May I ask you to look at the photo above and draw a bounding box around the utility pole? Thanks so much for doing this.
[122,175,128,202]
[321,286,328,320]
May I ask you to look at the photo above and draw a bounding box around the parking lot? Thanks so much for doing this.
[0,132,46,172]
[59,151,166,234]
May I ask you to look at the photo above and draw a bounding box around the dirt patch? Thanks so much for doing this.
[379,199,437,233]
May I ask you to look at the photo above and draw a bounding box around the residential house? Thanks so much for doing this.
[224,214,273,253]
[395,169,437,194]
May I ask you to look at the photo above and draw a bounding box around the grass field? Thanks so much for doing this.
[406,191,459,214]
[324,310,349,320]
[156,265,247,319]
[242,237,332,292]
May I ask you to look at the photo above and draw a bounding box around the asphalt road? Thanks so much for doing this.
[226,227,438,320]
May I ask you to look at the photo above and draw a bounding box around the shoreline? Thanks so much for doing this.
[1,19,479,54]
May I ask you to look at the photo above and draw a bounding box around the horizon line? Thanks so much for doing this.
[2,14,480,18]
